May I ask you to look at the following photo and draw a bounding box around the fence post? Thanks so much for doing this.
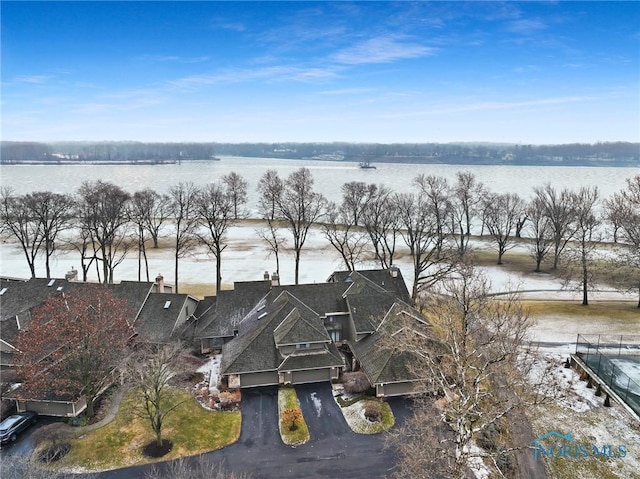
[597,354,602,374]
[619,335,623,357]
[625,377,630,401]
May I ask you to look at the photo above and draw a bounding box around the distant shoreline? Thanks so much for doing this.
[1,155,637,168]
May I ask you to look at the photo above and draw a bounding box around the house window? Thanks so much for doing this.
[233,329,239,337]
[330,330,341,342]
[296,343,310,349]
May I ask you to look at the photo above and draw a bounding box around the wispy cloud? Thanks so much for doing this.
[14,75,53,84]
[331,35,436,65]
[507,18,547,35]
[135,54,211,64]
[165,65,340,90]
[316,87,376,96]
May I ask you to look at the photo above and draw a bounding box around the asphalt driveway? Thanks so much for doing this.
[295,382,351,441]
[18,384,413,479]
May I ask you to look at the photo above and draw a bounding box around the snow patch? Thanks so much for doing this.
[310,392,322,418]
[196,354,221,394]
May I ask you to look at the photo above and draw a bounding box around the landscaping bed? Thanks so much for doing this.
[278,386,310,446]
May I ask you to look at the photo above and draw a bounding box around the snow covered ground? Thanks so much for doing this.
[527,351,640,478]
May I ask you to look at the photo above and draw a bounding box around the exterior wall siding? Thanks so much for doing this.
[16,397,87,417]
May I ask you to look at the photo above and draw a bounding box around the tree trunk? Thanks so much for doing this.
[294,248,301,285]
[86,396,95,418]
[215,248,222,295]
[582,263,589,306]
[174,252,179,294]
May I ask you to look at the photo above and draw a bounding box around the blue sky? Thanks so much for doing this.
[2,1,639,144]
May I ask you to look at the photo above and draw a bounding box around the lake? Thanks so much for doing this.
[1,157,636,216]
[0,158,637,287]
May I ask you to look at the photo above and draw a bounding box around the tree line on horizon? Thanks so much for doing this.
[1,140,638,166]
[1,170,639,305]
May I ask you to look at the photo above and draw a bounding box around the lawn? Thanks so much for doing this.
[55,388,241,470]
[277,386,310,446]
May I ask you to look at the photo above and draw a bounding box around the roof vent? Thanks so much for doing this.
[0,287,7,296]
[163,300,172,309]
[47,279,56,287]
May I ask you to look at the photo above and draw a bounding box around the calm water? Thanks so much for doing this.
[0,157,636,215]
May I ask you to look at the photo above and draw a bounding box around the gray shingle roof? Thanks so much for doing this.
[350,301,440,385]
[134,293,194,343]
[195,281,272,339]
[0,278,153,347]
[279,343,343,371]
[273,308,330,346]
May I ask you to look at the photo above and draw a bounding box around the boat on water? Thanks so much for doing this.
[358,160,377,169]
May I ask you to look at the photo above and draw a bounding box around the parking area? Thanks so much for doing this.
[0,414,58,457]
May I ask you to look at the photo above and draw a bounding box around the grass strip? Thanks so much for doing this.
[55,388,241,470]
[277,386,310,446]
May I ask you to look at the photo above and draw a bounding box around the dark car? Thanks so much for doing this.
[0,411,38,444]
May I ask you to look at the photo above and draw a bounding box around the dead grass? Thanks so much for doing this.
[523,301,640,322]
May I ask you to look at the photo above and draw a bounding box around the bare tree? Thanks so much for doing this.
[222,171,248,220]
[169,182,200,293]
[610,175,640,307]
[449,172,486,255]
[0,187,44,278]
[277,168,326,284]
[526,197,554,272]
[23,191,75,279]
[340,181,375,226]
[414,175,451,259]
[533,184,576,269]
[129,190,153,282]
[77,181,131,283]
[396,191,456,299]
[195,182,235,294]
[562,186,601,306]
[322,201,368,271]
[483,192,524,264]
[603,192,627,243]
[131,189,172,249]
[256,169,286,276]
[126,343,189,450]
[361,184,401,268]
[389,263,555,478]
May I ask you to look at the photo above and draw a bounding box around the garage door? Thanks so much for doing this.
[290,368,331,384]
[377,381,416,397]
[239,371,279,388]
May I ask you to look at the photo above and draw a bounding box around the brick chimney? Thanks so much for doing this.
[271,272,280,286]
[65,267,78,282]
[263,271,270,281]
[155,273,164,293]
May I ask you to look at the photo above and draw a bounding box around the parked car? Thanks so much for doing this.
[0,411,38,444]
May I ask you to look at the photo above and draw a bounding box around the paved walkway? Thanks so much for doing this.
[73,386,128,434]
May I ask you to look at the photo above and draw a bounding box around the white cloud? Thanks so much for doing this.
[331,35,436,65]
[14,75,53,84]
